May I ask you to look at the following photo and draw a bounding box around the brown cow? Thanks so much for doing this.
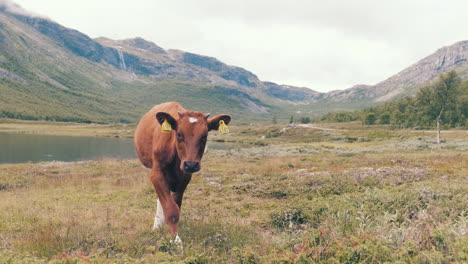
[134,102,231,244]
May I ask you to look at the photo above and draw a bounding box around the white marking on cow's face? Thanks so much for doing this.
[189,117,198,123]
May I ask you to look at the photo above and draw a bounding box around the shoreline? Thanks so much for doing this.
[0,118,135,138]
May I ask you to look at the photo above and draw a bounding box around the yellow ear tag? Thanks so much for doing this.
[218,120,229,134]
[161,119,172,133]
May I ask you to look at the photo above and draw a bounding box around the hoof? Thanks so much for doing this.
[170,233,184,251]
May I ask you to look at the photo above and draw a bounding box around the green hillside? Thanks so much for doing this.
[0,11,275,124]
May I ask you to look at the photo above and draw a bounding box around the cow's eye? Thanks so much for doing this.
[177,132,184,141]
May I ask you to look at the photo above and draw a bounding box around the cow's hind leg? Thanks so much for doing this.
[152,199,166,231]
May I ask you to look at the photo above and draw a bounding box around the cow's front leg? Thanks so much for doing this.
[171,173,191,208]
[150,167,181,235]
[152,199,166,231]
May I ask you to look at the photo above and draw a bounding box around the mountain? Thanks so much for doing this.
[0,2,329,123]
[1,1,468,123]
[326,41,468,103]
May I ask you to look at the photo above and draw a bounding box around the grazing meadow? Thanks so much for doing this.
[0,122,467,263]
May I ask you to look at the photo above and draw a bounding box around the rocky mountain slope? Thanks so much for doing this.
[0,5,277,123]
[1,1,468,123]
[328,40,468,103]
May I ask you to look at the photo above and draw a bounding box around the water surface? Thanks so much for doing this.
[0,132,135,164]
[0,132,235,164]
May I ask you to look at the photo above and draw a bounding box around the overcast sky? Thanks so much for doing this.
[8,0,468,92]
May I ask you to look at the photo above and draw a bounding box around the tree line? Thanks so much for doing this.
[316,71,468,129]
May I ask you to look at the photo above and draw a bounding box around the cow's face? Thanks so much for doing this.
[156,111,231,173]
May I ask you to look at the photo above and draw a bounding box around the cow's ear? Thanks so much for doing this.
[156,112,177,130]
[208,114,231,131]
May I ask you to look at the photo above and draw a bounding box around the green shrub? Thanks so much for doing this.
[364,113,376,125]
[271,208,308,229]
[380,113,391,124]
[300,117,311,124]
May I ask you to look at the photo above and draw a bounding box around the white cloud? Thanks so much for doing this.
[0,0,47,18]
[11,0,468,92]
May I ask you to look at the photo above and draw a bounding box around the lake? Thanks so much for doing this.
[0,132,233,164]
[0,132,136,164]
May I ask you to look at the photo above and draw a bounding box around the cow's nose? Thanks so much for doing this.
[183,161,200,173]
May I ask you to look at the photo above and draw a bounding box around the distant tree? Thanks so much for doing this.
[272,115,277,124]
[418,71,461,143]
[289,115,294,124]
[457,79,468,127]
[319,111,359,123]
[380,113,391,124]
[300,117,311,124]
[364,113,376,125]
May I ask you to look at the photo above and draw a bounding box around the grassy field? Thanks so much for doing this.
[0,123,467,263]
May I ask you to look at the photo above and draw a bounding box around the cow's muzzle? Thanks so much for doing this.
[183,161,200,173]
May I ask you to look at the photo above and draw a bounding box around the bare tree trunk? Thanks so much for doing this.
[436,118,440,144]
[436,107,444,144]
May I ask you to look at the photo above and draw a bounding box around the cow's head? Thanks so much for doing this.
[156,111,231,173]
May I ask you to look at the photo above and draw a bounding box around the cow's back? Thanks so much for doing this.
[134,102,185,168]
